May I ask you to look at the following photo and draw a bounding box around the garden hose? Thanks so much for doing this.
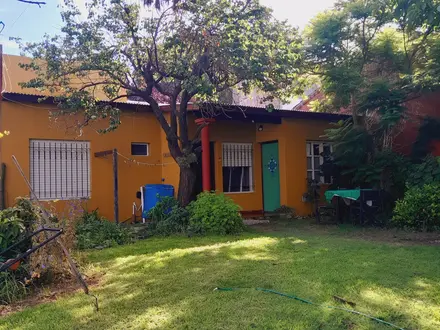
[214,287,404,330]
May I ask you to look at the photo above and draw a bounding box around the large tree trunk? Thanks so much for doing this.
[177,165,198,207]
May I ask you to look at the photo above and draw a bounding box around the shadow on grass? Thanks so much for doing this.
[1,232,440,330]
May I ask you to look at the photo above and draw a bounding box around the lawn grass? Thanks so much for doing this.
[1,223,440,330]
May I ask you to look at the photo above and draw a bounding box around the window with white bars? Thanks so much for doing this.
[222,143,253,193]
[306,141,333,184]
[30,140,91,200]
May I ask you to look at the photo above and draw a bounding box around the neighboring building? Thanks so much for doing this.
[292,86,324,112]
[393,91,440,156]
[293,85,440,157]
[0,54,349,221]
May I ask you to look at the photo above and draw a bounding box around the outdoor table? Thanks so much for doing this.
[324,189,375,224]
[324,189,367,203]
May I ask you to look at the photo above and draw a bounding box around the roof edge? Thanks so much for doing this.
[2,92,153,112]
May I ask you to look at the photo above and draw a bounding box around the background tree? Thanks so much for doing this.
[303,0,440,192]
[19,0,302,206]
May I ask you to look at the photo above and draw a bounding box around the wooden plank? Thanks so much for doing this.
[113,149,119,224]
[94,150,113,158]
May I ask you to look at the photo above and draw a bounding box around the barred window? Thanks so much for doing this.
[222,143,253,193]
[30,140,91,200]
[306,141,333,184]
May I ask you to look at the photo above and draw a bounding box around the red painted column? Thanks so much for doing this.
[195,118,215,191]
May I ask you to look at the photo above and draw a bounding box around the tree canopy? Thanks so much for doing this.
[19,0,302,205]
[303,0,440,191]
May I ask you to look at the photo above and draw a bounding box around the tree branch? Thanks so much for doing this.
[17,0,46,7]
[108,94,131,103]
[178,90,193,147]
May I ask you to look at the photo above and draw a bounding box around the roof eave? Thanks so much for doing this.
[1,92,153,112]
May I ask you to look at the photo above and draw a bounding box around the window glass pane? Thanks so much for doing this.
[242,167,251,192]
[307,157,312,170]
[314,157,320,168]
[131,143,149,156]
[307,171,313,180]
[315,171,321,180]
[223,167,251,192]
[313,144,320,156]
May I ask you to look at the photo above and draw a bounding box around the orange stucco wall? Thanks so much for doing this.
[254,119,333,215]
[209,119,263,211]
[188,114,334,216]
[0,101,163,221]
[0,99,335,219]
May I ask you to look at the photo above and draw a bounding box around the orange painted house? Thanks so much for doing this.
[0,54,348,221]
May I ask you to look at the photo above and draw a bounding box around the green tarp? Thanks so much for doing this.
[324,189,362,203]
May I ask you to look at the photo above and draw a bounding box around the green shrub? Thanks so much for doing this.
[155,206,189,235]
[75,210,131,249]
[148,197,179,222]
[148,197,189,236]
[0,216,25,253]
[407,156,440,187]
[0,198,37,259]
[188,192,243,235]
[392,183,440,231]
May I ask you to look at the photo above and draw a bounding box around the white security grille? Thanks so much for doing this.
[30,140,91,200]
[222,143,253,167]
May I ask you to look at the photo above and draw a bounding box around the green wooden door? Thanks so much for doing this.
[262,142,281,212]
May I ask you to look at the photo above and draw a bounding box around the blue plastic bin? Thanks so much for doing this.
[143,184,174,217]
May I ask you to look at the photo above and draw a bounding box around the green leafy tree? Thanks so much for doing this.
[304,0,440,189]
[19,0,302,206]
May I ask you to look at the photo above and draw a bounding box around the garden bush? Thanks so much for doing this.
[0,198,37,260]
[148,197,189,236]
[392,183,440,231]
[0,216,25,258]
[187,192,243,235]
[75,210,131,249]
[407,156,440,187]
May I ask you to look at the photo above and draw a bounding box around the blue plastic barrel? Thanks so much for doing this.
[143,184,174,217]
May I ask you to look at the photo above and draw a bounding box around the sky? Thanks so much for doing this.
[0,0,337,55]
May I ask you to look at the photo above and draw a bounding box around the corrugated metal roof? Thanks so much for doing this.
[200,102,350,121]
[1,92,152,112]
[2,92,350,121]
